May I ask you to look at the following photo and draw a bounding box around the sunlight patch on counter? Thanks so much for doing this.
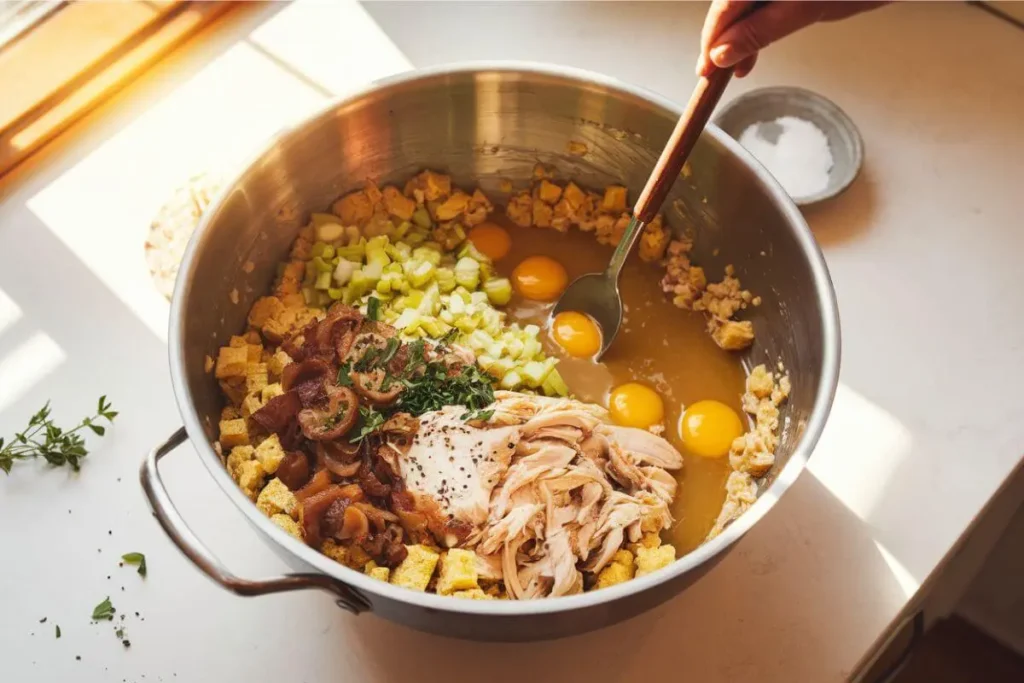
[24,42,328,343]
[0,331,65,414]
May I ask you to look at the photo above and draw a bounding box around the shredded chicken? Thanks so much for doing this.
[395,391,683,599]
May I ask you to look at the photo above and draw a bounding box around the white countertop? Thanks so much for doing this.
[2,2,1023,681]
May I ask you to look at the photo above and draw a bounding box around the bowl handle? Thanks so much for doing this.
[140,427,371,614]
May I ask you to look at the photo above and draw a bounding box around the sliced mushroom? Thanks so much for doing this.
[276,450,311,491]
[351,368,402,406]
[251,391,301,434]
[297,385,359,441]
[281,358,331,408]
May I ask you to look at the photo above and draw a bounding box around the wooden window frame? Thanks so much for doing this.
[0,1,241,180]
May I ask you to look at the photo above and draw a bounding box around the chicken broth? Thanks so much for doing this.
[494,216,747,552]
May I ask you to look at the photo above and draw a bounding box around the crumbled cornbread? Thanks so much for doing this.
[271,514,303,539]
[390,545,440,592]
[364,561,391,582]
[254,433,285,474]
[218,418,249,449]
[451,588,493,600]
[215,345,247,379]
[256,477,297,517]
[707,471,758,540]
[596,549,636,589]
[436,549,479,595]
[635,544,676,577]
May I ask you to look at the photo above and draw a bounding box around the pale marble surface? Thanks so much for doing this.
[1,2,1022,681]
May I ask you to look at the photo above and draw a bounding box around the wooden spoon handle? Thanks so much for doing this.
[633,67,735,223]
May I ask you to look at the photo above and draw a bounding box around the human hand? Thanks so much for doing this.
[697,1,890,78]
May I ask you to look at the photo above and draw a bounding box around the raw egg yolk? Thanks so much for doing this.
[552,311,602,358]
[608,383,665,429]
[679,400,744,458]
[512,256,568,302]
[467,222,511,261]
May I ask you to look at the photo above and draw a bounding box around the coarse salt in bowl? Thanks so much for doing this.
[714,87,863,207]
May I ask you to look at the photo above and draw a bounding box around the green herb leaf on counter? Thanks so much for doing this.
[350,406,386,444]
[0,397,117,474]
[91,597,115,621]
[121,552,147,578]
[55,625,61,638]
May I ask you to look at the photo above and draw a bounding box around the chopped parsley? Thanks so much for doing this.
[397,361,494,418]
[121,552,147,578]
[462,409,495,423]
[350,406,386,443]
[91,597,115,621]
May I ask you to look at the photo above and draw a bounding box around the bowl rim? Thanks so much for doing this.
[714,85,865,206]
[169,61,841,617]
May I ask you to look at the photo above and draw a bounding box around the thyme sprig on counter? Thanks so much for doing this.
[0,396,117,474]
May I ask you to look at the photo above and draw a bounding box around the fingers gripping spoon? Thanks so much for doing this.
[552,67,738,360]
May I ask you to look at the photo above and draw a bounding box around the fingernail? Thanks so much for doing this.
[710,44,737,68]
[694,54,706,77]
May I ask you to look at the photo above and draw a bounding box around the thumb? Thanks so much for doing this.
[709,2,824,69]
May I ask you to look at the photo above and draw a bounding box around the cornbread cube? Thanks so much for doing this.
[746,364,774,399]
[389,545,440,592]
[246,343,263,362]
[261,382,284,403]
[229,335,248,348]
[434,191,470,221]
[254,433,285,474]
[602,185,627,213]
[215,345,248,379]
[562,182,586,210]
[420,170,451,201]
[436,549,479,595]
[226,445,255,479]
[219,418,249,449]
[245,363,268,394]
[532,199,553,228]
[333,190,374,226]
[635,544,676,577]
[506,192,532,227]
[364,561,391,582]
[219,378,247,406]
[256,477,297,517]
[595,559,635,590]
[710,319,755,351]
[270,514,303,539]
[241,393,263,417]
[464,189,493,227]
[639,216,670,262]
[236,460,266,500]
[538,179,563,204]
[451,588,493,600]
[221,406,241,421]
[267,351,292,378]
[320,540,348,564]
[346,545,371,570]
[248,296,285,329]
[382,185,416,220]
[204,355,214,373]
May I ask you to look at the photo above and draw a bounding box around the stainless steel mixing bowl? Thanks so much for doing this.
[141,63,840,642]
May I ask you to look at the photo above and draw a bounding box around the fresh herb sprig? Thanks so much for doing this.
[350,406,386,443]
[0,397,117,474]
[91,597,115,621]
[121,552,147,578]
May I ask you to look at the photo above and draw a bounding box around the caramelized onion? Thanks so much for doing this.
[358,458,391,498]
[282,358,331,408]
[295,468,332,502]
[276,451,310,491]
[251,391,301,434]
[297,385,359,441]
[299,483,365,547]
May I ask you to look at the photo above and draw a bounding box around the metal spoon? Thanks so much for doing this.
[553,67,739,360]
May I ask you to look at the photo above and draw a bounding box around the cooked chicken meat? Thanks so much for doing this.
[394,391,683,599]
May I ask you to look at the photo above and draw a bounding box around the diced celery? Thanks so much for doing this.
[521,361,551,388]
[500,371,523,390]
[486,341,505,358]
[522,337,542,360]
[541,367,569,397]
[394,221,412,240]
[393,308,421,332]
[411,207,432,229]
[406,260,435,288]
[376,277,392,294]
[333,259,355,285]
[487,357,516,378]
[454,315,479,333]
[421,317,451,338]
[328,287,345,300]
[367,235,390,251]
[412,246,442,267]
[457,240,490,263]
[467,330,494,351]
[366,248,391,269]
[435,267,456,293]
[523,324,541,338]
[386,241,412,262]
[362,262,384,281]
[483,277,512,306]
[447,294,466,315]
[403,229,428,247]
[336,239,367,262]
[302,287,318,305]
[503,336,525,360]
[311,242,329,259]
[454,257,481,290]
[469,291,488,306]
[313,256,333,273]
[348,270,374,299]
[314,271,332,290]
[419,284,441,315]
[439,310,455,324]
[321,245,336,260]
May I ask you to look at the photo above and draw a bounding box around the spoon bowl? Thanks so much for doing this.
[552,271,623,360]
